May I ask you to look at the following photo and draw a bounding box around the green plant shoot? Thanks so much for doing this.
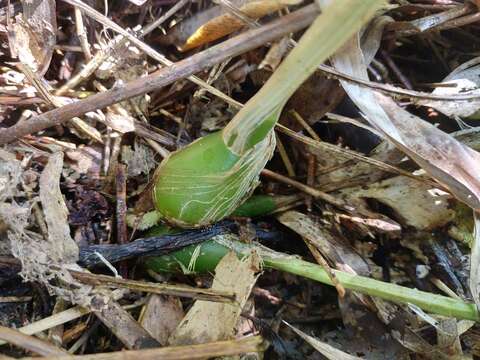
[153,0,385,227]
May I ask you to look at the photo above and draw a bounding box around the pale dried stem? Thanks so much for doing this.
[274,133,296,177]
[22,336,265,360]
[290,110,321,142]
[261,168,346,208]
[74,6,92,60]
[0,326,67,356]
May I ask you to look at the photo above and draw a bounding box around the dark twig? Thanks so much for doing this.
[78,221,236,267]
[381,50,413,90]
[115,163,128,276]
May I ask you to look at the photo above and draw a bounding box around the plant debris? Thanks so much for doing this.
[2,0,480,358]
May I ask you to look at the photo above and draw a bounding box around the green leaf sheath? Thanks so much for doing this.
[144,239,480,322]
[144,240,230,274]
[153,131,275,227]
[146,194,296,236]
[153,0,386,227]
[231,194,282,217]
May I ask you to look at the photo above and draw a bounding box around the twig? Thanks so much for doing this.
[274,134,295,177]
[68,270,236,303]
[303,241,346,298]
[74,6,92,60]
[261,168,346,208]
[78,220,240,267]
[0,5,317,145]
[92,298,160,349]
[103,134,122,193]
[0,326,68,356]
[68,319,100,354]
[290,110,321,142]
[381,50,413,90]
[21,336,265,360]
[116,163,128,277]
[315,62,480,102]
[305,153,316,211]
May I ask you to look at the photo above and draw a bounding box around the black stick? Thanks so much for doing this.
[78,221,236,268]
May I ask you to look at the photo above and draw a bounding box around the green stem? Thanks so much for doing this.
[223,0,386,154]
[144,239,480,322]
[267,257,479,322]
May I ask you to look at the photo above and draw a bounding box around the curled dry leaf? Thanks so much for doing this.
[180,0,302,51]
[258,36,290,71]
[10,0,56,75]
[277,211,370,276]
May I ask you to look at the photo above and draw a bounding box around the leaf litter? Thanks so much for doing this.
[2,0,480,358]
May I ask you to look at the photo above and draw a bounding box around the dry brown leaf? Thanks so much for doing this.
[169,251,260,345]
[122,141,157,177]
[337,176,455,230]
[39,152,78,263]
[10,0,56,75]
[284,321,362,360]
[139,295,184,346]
[104,111,136,133]
[181,0,302,51]
[376,94,480,211]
